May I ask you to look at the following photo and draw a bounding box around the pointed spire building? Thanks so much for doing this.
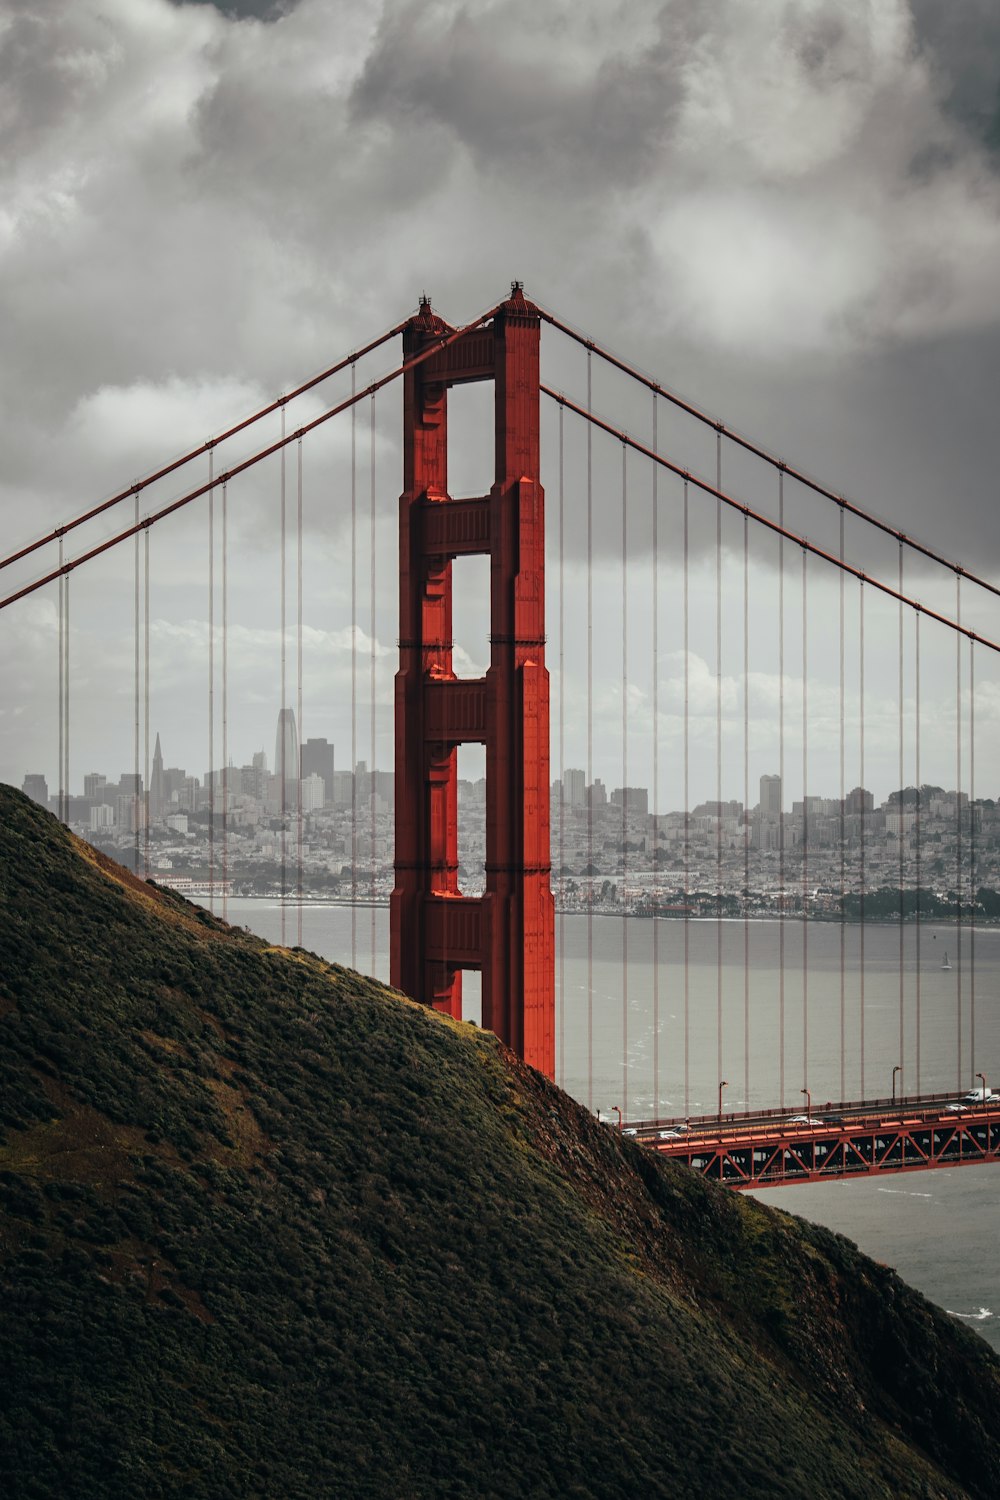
[150,733,165,821]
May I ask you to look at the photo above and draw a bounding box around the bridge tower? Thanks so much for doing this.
[390,285,555,1078]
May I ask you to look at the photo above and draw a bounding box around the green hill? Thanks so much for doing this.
[1,783,998,1499]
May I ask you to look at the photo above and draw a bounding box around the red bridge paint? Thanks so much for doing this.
[390,288,555,1078]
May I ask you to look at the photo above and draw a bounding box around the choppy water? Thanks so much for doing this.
[217,898,1000,1353]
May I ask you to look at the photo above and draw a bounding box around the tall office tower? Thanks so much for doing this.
[759,773,782,818]
[149,733,165,820]
[22,773,48,806]
[562,768,586,806]
[274,707,299,812]
[300,737,334,805]
[845,785,874,816]
[83,772,106,800]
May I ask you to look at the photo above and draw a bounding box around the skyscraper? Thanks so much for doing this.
[274,707,299,813]
[759,774,782,819]
[300,737,334,805]
[149,733,165,820]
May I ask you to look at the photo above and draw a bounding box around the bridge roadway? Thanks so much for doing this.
[622,1092,1000,1189]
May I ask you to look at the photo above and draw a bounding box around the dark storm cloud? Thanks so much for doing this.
[169,0,294,20]
[910,0,1000,156]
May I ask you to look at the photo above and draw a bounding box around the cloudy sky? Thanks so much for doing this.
[2,0,1000,809]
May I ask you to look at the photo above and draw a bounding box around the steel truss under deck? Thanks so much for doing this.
[633,1102,1000,1189]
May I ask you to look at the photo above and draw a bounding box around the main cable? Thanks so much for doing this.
[778,472,785,1108]
[4,304,506,615]
[539,391,1000,656]
[537,307,1000,606]
[715,430,723,1102]
[1,320,409,576]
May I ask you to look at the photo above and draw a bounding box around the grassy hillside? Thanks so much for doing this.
[1,784,998,1499]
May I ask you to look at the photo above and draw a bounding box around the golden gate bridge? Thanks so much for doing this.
[3,282,998,1189]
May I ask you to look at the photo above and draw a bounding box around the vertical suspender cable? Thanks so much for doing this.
[778,473,785,1107]
[956,575,963,1087]
[651,394,660,1119]
[683,477,690,1118]
[280,406,287,946]
[621,440,628,1120]
[969,636,976,1084]
[351,365,358,969]
[839,508,846,1102]
[586,349,594,1112]
[370,394,377,973]
[802,545,808,1093]
[898,543,905,1091]
[298,435,304,950]
[58,540,64,822]
[859,579,866,1100]
[208,450,215,911]
[743,512,750,1109]
[63,568,70,822]
[134,498,141,871]
[222,480,229,923]
[144,527,150,878]
[558,402,565,1088]
[715,431,723,1099]
[915,610,921,1093]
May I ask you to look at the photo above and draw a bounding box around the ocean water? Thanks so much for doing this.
[216,898,1000,1353]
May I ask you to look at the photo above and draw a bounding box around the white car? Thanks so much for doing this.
[786,1115,823,1126]
[658,1129,684,1141]
[622,1127,639,1137]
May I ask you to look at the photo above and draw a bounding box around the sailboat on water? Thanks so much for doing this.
[942,950,952,971]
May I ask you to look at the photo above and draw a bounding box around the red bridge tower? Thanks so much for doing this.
[390,286,555,1078]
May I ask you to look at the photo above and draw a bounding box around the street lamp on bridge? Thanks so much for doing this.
[892,1065,901,1103]
[718,1081,728,1123]
[801,1087,811,1119]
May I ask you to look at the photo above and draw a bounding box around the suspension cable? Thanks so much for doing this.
[134,496,141,873]
[541,390,1000,656]
[280,407,287,948]
[621,439,628,1121]
[683,476,690,1118]
[222,479,228,923]
[915,609,921,1093]
[208,449,215,911]
[651,392,660,1118]
[143,525,150,879]
[370,392,377,974]
[297,434,304,950]
[1,321,409,577]
[350,361,358,969]
[778,473,785,1109]
[536,307,1000,604]
[802,544,808,1096]
[898,542,905,1092]
[859,579,866,1100]
[839,507,846,1102]
[715,429,723,1103]
[956,575,963,1088]
[970,635,976,1087]
[3,303,505,615]
[57,538,64,822]
[558,400,565,1089]
[586,348,594,1113]
[743,510,750,1111]
[63,567,70,821]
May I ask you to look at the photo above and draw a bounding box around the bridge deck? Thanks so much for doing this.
[625,1093,1000,1188]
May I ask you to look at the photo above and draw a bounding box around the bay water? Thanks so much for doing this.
[218,898,1000,1353]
